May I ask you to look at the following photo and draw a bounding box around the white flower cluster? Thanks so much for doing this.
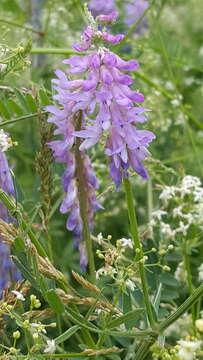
[96,235,136,291]
[198,263,203,282]
[150,176,203,241]
[174,261,186,282]
[0,129,13,152]
[176,339,202,360]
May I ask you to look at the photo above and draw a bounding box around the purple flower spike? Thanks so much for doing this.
[0,148,21,296]
[47,12,155,266]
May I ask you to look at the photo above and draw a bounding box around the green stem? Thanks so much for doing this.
[11,354,88,359]
[147,178,153,238]
[124,178,155,328]
[31,47,86,55]
[183,241,196,335]
[115,0,156,50]
[0,190,47,257]
[0,18,43,35]
[0,112,45,127]
[159,282,203,332]
[74,111,96,283]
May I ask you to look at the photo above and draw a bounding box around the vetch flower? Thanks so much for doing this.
[97,11,119,24]
[0,134,21,296]
[47,10,155,265]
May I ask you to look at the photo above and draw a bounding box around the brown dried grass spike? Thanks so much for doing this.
[72,270,101,294]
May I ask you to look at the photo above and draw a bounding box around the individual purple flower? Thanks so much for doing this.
[96,11,119,24]
[89,0,116,18]
[124,0,149,33]
[0,144,21,296]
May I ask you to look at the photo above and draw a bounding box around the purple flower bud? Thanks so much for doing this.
[89,0,116,18]
[73,26,94,52]
[102,32,124,45]
[96,11,119,24]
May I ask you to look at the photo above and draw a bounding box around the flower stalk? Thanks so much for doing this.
[124,177,155,328]
[74,111,96,283]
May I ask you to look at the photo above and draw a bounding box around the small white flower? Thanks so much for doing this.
[177,339,201,360]
[126,279,136,292]
[0,129,13,152]
[11,291,25,301]
[171,98,180,107]
[165,81,174,90]
[152,210,167,220]
[181,176,201,189]
[175,262,186,282]
[176,221,189,236]
[97,232,103,244]
[159,186,176,204]
[96,266,117,279]
[119,238,133,249]
[173,206,183,218]
[198,263,203,282]
[160,222,175,239]
[44,340,56,354]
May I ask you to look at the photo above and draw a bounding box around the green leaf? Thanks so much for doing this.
[161,289,179,301]
[12,255,39,290]
[13,88,30,112]
[160,273,179,287]
[12,236,25,252]
[54,325,80,345]
[0,99,10,119]
[39,89,49,106]
[153,283,162,316]
[108,308,144,329]
[7,99,24,116]
[25,93,37,113]
[66,306,101,333]
[39,276,49,298]
[46,289,65,314]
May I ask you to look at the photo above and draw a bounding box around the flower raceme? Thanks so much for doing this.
[0,131,21,295]
[47,11,155,265]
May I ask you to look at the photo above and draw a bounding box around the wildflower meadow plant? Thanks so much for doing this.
[47,8,155,275]
[0,2,203,360]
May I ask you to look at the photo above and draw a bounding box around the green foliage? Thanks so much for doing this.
[0,0,203,359]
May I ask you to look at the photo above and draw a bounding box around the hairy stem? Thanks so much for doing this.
[124,178,155,328]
